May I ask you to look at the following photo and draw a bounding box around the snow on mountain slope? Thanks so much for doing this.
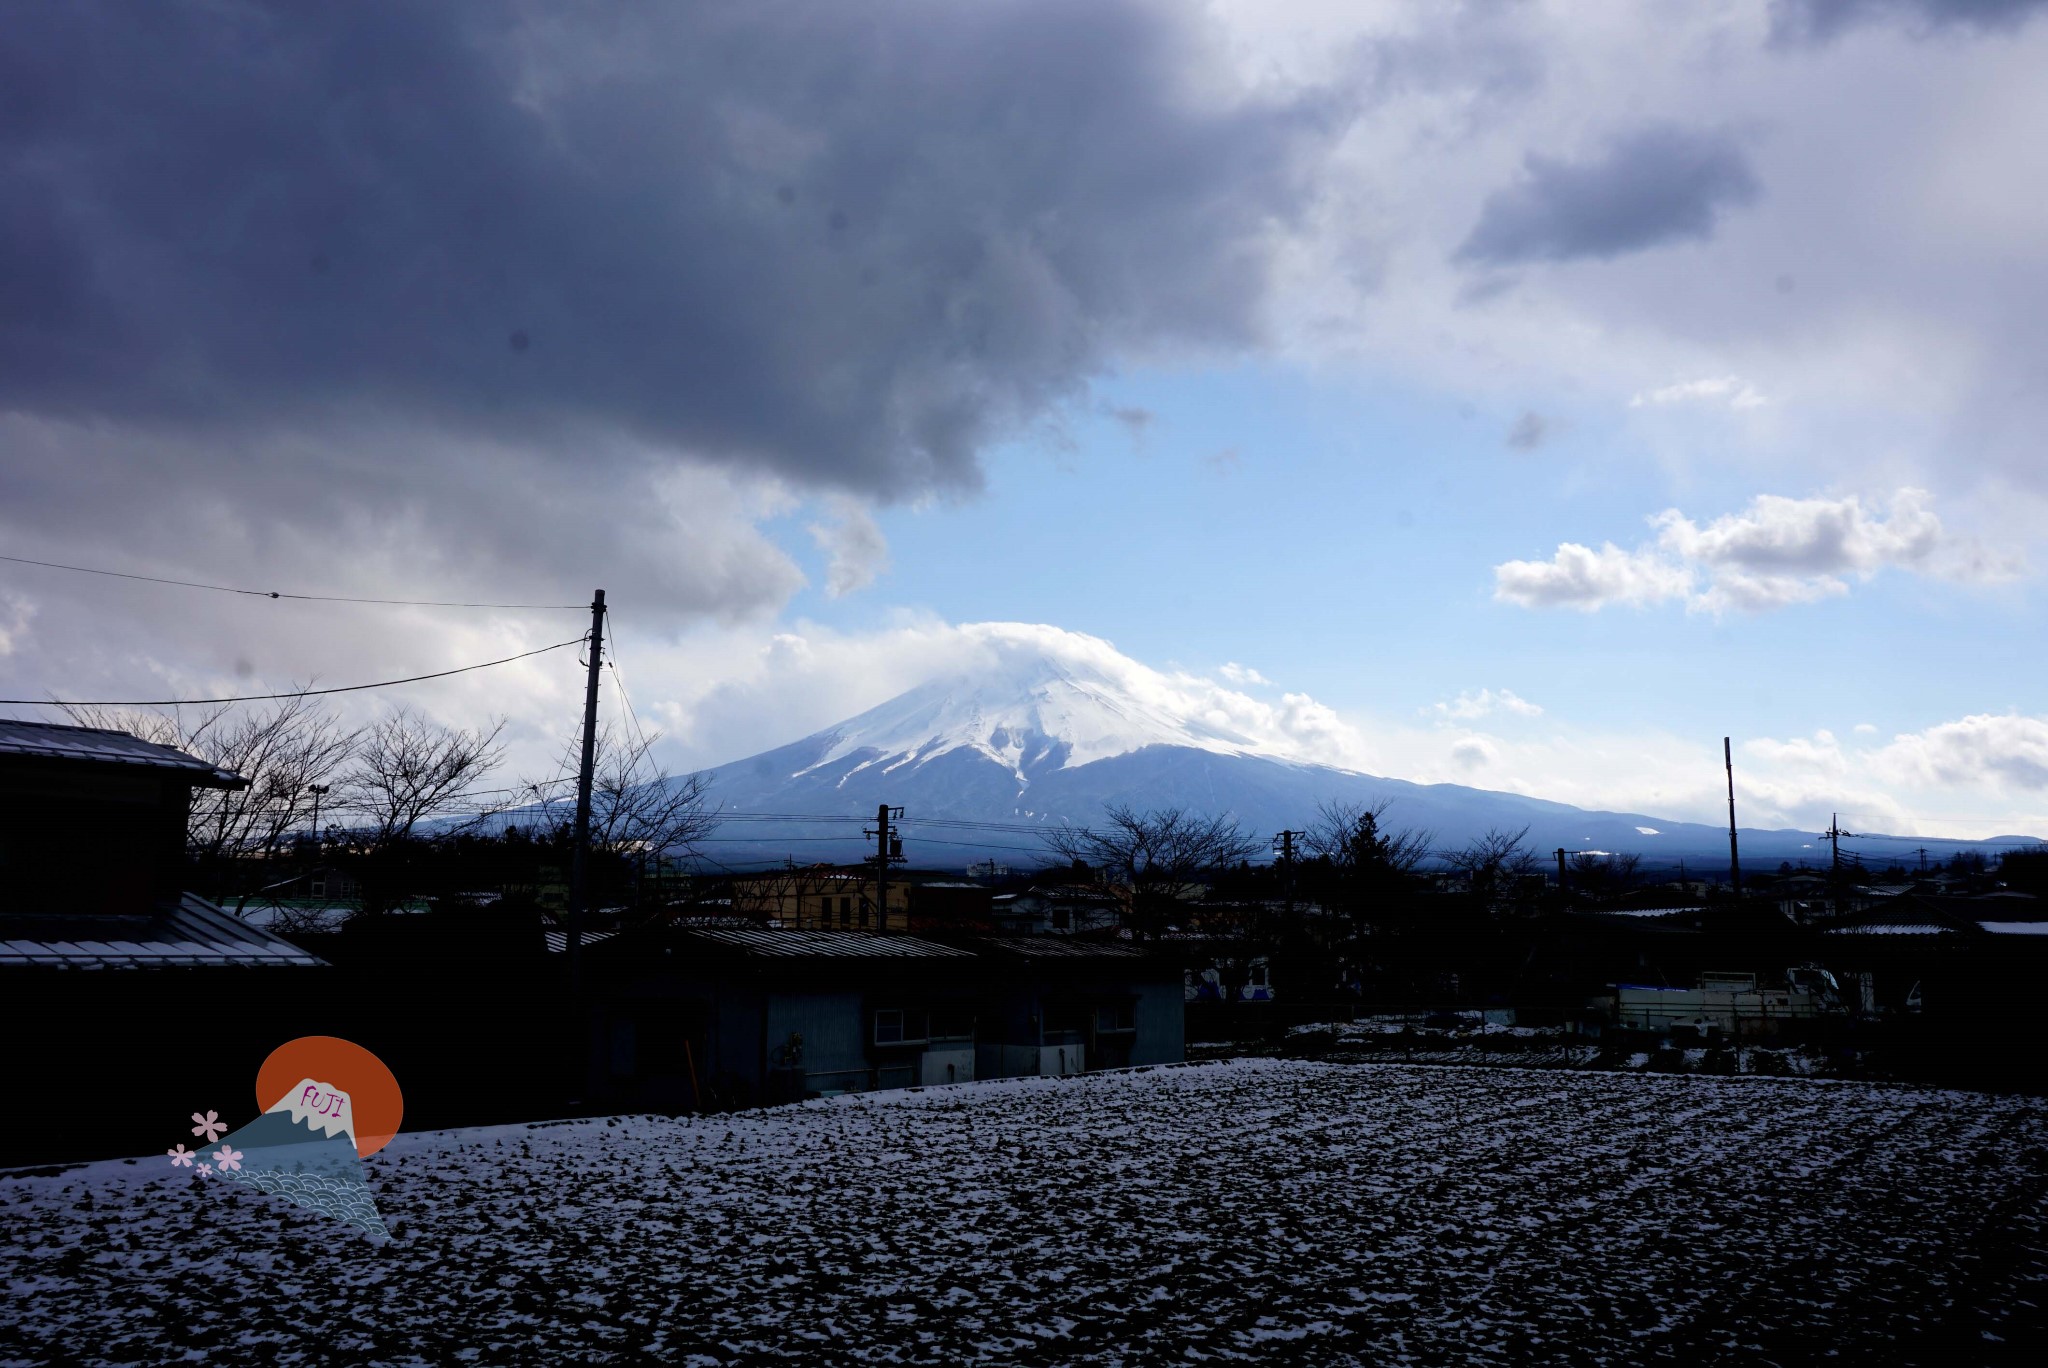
[683,625,2033,867]
[788,622,1344,790]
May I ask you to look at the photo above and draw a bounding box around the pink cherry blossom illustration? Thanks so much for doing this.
[196,1162,214,1177]
[167,1144,195,1168]
[213,1146,244,1173]
[190,1110,228,1142]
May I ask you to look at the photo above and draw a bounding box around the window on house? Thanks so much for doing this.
[929,1012,975,1041]
[1096,1003,1136,1034]
[874,1009,929,1045]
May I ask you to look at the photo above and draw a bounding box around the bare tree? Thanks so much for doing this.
[1303,800,1434,878]
[1569,849,1643,896]
[61,692,358,866]
[1446,825,1540,914]
[1302,799,1434,939]
[1043,804,1263,937]
[529,722,714,859]
[339,707,507,845]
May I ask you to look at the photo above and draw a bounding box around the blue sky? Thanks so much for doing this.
[2,0,2045,839]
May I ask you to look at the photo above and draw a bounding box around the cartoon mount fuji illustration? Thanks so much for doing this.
[209,1077,391,1238]
[197,1037,405,1240]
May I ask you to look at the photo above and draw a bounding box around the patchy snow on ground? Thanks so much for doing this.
[5,1059,2047,1365]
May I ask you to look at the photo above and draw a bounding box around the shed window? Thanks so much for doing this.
[1096,1003,1136,1034]
[874,1009,928,1046]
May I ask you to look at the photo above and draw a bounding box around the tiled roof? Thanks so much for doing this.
[683,926,975,958]
[0,895,324,968]
[977,937,1151,959]
[0,718,245,787]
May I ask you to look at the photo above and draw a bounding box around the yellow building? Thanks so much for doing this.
[730,866,910,931]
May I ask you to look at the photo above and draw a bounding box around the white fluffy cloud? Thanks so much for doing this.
[1630,375,1766,408]
[1495,488,2018,613]
[1491,542,1697,611]
[1873,713,2048,793]
[1432,688,1543,720]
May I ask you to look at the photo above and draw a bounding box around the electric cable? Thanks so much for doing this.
[3,637,585,707]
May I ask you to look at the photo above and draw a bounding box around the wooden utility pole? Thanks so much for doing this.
[1555,847,1569,889]
[1273,830,1300,926]
[567,589,606,985]
[1823,813,1856,919]
[870,803,902,932]
[1724,737,1743,897]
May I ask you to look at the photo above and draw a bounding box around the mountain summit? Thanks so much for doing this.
[679,624,2023,870]
[790,624,1319,796]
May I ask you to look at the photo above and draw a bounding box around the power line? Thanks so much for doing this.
[0,551,585,610]
[2,637,586,708]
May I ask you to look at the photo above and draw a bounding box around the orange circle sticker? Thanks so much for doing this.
[255,1037,404,1157]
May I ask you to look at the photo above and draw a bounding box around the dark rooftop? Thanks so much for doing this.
[0,718,245,787]
[0,894,324,968]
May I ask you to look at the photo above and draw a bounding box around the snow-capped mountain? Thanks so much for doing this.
[683,625,2028,871]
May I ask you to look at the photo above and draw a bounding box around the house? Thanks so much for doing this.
[989,884,1123,935]
[0,719,324,1163]
[971,937,1185,1076]
[730,865,910,931]
[575,925,1185,1110]
[0,719,319,965]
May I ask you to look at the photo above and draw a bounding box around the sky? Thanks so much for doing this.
[2,0,2046,841]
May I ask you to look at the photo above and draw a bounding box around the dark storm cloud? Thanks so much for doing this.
[1457,126,1760,267]
[0,0,1330,499]
[1772,0,2048,42]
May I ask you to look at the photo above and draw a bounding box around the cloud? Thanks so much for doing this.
[1773,0,2048,43]
[1432,689,1543,720]
[658,619,1378,773]
[807,500,891,599]
[1218,662,1272,686]
[0,0,1337,657]
[1505,411,1552,450]
[1630,376,1767,409]
[1873,713,2048,791]
[1492,543,1695,611]
[1449,734,1500,770]
[1457,125,1761,266]
[1496,488,2020,613]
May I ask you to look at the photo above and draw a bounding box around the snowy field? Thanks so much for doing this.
[5,1059,2047,1365]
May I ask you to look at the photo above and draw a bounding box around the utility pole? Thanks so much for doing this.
[1823,813,1856,918]
[567,589,606,987]
[868,804,903,932]
[1724,737,1743,898]
[307,783,329,850]
[1555,847,1569,890]
[1273,830,1300,926]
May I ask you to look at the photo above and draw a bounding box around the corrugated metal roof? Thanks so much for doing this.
[0,718,245,787]
[0,894,324,968]
[543,929,619,954]
[684,926,975,958]
[978,937,1150,959]
[1824,923,1957,937]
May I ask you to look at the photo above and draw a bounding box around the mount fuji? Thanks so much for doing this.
[680,624,2030,873]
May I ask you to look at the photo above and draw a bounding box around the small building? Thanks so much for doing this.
[730,865,909,931]
[576,925,1184,1110]
[990,885,1123,935]
[0,719,324,1164]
